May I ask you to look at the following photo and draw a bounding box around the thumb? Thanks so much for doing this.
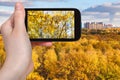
[14,2,26,32]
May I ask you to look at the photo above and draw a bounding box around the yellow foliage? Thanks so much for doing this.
[32,51,41,70]
[27,72,44,80]
[27,11,74,38]
[44,49,57,66]
[0,31,120,80]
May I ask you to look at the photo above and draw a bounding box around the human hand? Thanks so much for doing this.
[0,2,52,80]
[0,2,33,80]
[31,42,52,47]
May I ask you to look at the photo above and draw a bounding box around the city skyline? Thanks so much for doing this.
[84,22,114,30]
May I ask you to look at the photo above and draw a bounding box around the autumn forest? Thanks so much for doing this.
[0,28,120,80]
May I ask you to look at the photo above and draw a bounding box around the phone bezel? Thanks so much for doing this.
[25,8,81,41]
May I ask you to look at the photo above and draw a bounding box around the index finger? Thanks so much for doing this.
[31,42,52,47]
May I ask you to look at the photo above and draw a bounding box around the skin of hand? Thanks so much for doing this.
[0,2,52,80]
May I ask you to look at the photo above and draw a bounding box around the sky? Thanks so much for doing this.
[33,0,119,10]
[27,0,119,10]
[0,0,120,26]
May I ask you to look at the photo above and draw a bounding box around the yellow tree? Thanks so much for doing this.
[27,11,74,39]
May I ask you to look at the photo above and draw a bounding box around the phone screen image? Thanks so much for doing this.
[25,8,81,41]
[27,11,74,38]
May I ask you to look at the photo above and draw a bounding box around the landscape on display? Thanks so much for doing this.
[27,11,74,39]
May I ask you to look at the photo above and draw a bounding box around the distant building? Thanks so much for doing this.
[104,24,113,28]
[84,22,104,29]
[84,22,90,29]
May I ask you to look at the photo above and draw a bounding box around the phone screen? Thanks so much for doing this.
[25,8,81,41]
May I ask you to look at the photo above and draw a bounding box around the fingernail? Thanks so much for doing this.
[15,2,22,10]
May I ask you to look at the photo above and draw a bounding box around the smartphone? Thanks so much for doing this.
[25,8,81,41]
